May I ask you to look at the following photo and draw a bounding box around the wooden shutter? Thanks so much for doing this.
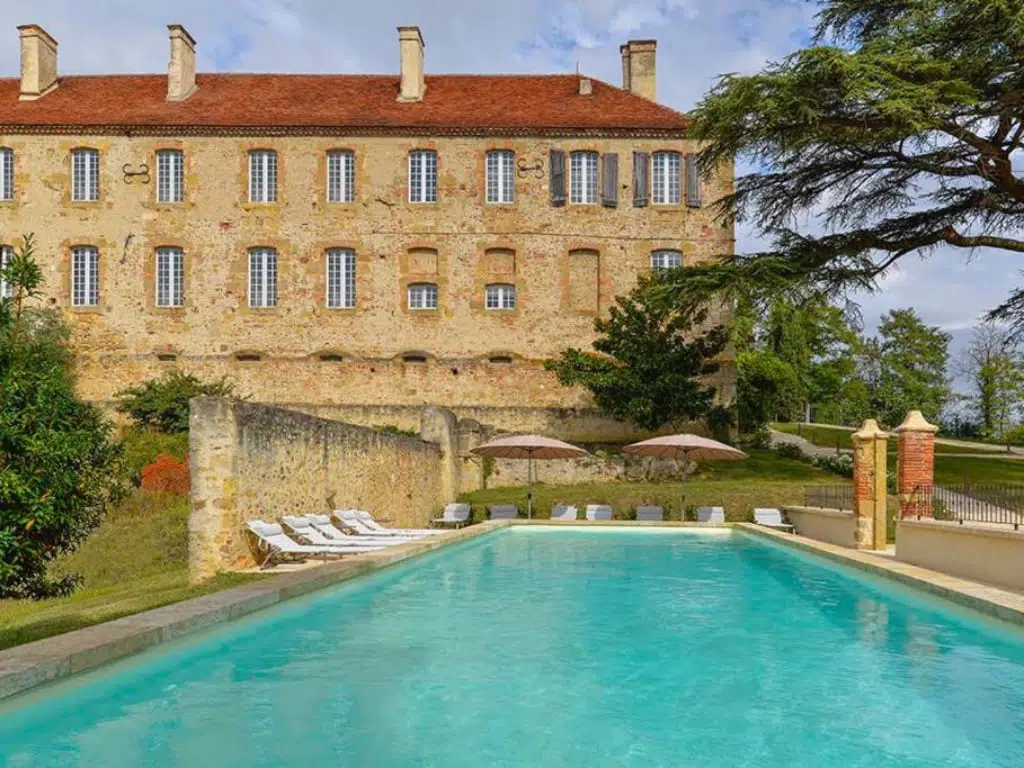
[632,151,649,207]
[601,153,618,208]
[685,153,702,208]
[550,149,566,207]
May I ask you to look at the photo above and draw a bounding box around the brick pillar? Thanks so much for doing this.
[852,419,888,550]
[896,410,938,518]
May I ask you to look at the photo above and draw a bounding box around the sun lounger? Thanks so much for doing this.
[282,516,397,549]
[307,514,419,544]
[245,520,379,569]
[488,504,519,520]
[337,509,447,536]
[550,504,578,521]
[635,506,664,522]
[754,508,794,532]
[429,504,471,529]
[697,506,725,523]
[585,504,613,521]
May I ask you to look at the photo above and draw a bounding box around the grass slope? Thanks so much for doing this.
[0,492,262,651]
[772,422,1008,455]
[459,449,839,522]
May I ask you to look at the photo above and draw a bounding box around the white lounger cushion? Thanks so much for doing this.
[340,509,446,535]
[437,504,471,523]
[282,516,394,549]
[754,508,792,528]
[585,504,613,521]
[550,505,578,521]
[307,514,418,544]
[488,504,518,520]
[245,521,379,557]
[696,506,725,523]
[635,506,664,522]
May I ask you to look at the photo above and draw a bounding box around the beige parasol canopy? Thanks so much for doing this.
[623,434,748,515]
[622,434,748,462]
[471,435,589,518]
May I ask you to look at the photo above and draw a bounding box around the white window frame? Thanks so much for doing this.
[408,150,438,203]
[156,149,185,203]
[651,249,683,272]
[407,282,438,310]
[155,247,185,308]
[0,148,13,201]
[248,150,278,203]
[652,151,682,205]
[71,148,100,202]
[485,283,516,310]
[71,246,99,307]
[486,150,515,204]
[248,247,278,308]
[326,248,356,309]
[0,244,13,299]
[327,150,355,203]
[569,151,599,205]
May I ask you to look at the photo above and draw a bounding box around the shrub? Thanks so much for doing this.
[0,235,127,599]
[121,427,189,484]
[813,454,854,478]
[775,443,806,461]
[114,370,236,434]
[140,454,190,495]
[738,424,772,450]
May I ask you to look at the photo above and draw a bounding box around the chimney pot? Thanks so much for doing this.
[621,39,656,101]
[397,26,426,102]
[18,24,58,101]
[167,24,198,101]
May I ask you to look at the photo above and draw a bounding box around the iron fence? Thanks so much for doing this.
[909,484,1024,530]
[804,485,855,512]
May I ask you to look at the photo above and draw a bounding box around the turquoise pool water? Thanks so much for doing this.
[2,528,1023,766]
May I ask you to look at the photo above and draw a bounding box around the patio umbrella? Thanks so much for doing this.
[622,434,748,517]
[471,435,589,518]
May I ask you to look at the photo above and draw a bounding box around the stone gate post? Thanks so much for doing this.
[852,419,888,550]
[896,410,938,519]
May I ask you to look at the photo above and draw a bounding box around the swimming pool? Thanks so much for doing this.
[2,527,1023,766]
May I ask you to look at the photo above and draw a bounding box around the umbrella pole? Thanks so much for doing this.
[680,452,688,521]
[527,455,534,519]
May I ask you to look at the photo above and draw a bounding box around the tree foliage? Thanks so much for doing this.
[114,370,236,434]
[546,279,729,431]
[956,321,1024,439]
[659,0,1024,337]
[0,235,126,599]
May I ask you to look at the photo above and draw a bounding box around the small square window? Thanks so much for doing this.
[651,250,683,272]
[408,282,438,310]
[485,283,516,310]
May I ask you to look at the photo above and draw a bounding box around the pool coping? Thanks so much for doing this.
[736,523,1024,626]
[4,519,1023,702]
[0,520,510,702]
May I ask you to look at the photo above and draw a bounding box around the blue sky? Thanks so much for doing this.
[1,0,1019,349]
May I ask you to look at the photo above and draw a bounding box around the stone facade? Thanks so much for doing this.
[188,397,454,580]
[0,24,736,438]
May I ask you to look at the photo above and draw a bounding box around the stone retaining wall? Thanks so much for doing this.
[188,397,452,581]
[784,506,858,549]
[896,519,1024,593]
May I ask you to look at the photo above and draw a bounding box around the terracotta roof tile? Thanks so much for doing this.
[0,74,688,136]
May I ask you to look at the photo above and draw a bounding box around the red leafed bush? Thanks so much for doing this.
[140,454,190,495]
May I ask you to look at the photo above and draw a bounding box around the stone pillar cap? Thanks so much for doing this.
[853,419,887,440]
[894,409,939,434]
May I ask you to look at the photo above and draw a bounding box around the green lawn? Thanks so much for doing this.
[459,448,840,522]
[933,456,1024,485]
[772,422,1009,455]
[0,491,263,651]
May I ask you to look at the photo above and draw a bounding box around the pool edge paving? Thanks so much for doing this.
[3,519,1023,703]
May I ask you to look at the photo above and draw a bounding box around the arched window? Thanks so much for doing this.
[407,282,438,310]
[248,247,278,307]
[485,283,516,310]
[651,249,683,273]
[651,151,681,205]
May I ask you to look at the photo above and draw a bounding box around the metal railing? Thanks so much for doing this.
[803,485,855,512]
[909,484,1024,530]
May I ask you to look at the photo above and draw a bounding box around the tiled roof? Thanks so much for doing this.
[0,74,688,136]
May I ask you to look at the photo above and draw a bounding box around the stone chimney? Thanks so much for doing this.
[397,26,425,102]
[620,39,656,101]
[167,24,198,101]
[18,25,58,101]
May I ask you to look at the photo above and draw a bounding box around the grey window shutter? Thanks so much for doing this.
[632,151,649,207]
[601,153,618,208]
[685,153,702,208]
[550,149,566,207]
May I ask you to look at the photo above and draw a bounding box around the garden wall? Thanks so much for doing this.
[896,519,1024,593]
[188,398,453,581]
[784,506,858,548]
